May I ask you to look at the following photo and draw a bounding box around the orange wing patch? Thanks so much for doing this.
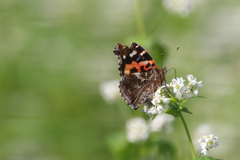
[148,60,158,69]
[124,60,158,75]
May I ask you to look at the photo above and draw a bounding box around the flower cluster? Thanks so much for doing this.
[99,80,120,103]
[143,75,202,116]
[171,75,203,100]
[198,134,219,155]
[126,117,149,143]
[162,0,193,17]
[126,114,174,143]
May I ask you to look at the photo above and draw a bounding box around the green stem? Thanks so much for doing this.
[198,153,202,158]
[135,0,146,37]
[116,102,130,121]
[180,112,196,159]
[148,10,168,38]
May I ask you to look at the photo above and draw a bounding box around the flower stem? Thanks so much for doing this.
[148,10,168,38]
[198,153,202,158]
[135,0,146,37]
[180,112,196,159]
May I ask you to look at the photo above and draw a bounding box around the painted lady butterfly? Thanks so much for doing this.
[113,42,167,110]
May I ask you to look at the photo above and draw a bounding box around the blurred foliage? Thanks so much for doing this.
[0,0,240,159]
[107,131,176,160]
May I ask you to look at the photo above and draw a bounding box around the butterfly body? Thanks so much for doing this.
[113,42,167,110]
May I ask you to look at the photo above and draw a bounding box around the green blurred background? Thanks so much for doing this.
[0,0,240,159]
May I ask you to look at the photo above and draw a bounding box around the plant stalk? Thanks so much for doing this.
[180,112,196,159]
[135,0,146,37]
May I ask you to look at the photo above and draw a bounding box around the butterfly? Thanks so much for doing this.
[113,42,167,110]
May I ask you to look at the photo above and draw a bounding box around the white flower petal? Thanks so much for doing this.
[126,117,149,143]
[99,80,119,103]
[149,114,174,132]
[163,0,193,17]
[198,133,219,155]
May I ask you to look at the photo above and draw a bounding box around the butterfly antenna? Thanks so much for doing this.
[160,53,164,68]
[167,68,177,78]
[164,46,180,66]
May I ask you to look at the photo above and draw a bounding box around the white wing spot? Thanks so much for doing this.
[130,50,137,57]
[140,50,146,56]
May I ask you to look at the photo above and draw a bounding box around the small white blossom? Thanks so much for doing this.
[186,74,197,85]
[143,105,164,116]
[171,77,185,93]
[186,75,203,98]
[149,113,174,133]
[99,80,119,103]
[172,75,203,100]
[198,134,219,155]
[162,0,193,17]
[181,87,195,99]
[126,117,149,143]
[151,94,170,106]
[151,94,162,106]
[143,86,171,115]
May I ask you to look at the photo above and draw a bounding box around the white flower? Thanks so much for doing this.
[171,77,185,93]
[126,117,149,143]
[143,105,164,116]
[149,113,174,133]
[144,86,170,115]
[162,0,193,17]
[99,80,119,103]
[171,75,203,100]
[151,94,170,106]
[187,74,197,85]
[185,75,203,98]
[186,75,203,88]
[151,94,162,106]
[198,134,219,155]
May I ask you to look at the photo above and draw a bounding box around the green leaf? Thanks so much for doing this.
[170,97,181,103]
[165,107,181,117]
[180,98,189,105]
[194,156,223,160]
[190,95,206,99]
[181,107,193,115]
[156,139,176,158]
[150,114,158,121]
[195,95,206,98]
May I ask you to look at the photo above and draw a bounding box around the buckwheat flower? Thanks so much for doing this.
[149,113,174,133]
[192,81,203,95]
[181,88,195,99]
[186,75,203,97]
[143,105,164,116]
[187,74,197,85]
[162,0,193,17]
[170,77,185,93]
[198,134,219,155]
[172,75,203,100]
[99,80,119,103]
[186,75,203,88]
[144,88,170,115]
[126,117,149,143]
[151,94,170,106]
[151,94,162,106]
